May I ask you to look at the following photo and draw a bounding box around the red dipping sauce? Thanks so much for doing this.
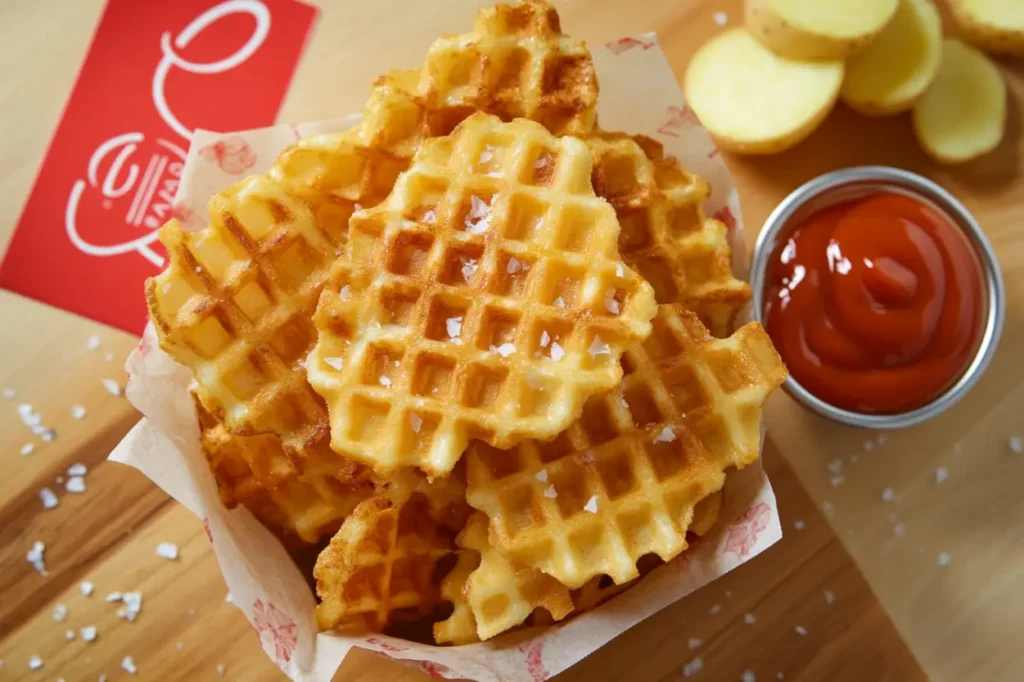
[763,193,983,414]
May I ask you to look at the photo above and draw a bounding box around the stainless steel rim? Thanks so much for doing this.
[750,166,1006,430]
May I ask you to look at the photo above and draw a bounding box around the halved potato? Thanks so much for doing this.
[950,0,1024,57]
[745,0,898,60]
[841,0,943,116]
[912,39,1006,164]
[685,28,844,155]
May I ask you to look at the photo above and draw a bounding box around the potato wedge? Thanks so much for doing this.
[685,28,844,155]
[841,0,942,116]
[950,0,1024,57]
[912,39,1006,164]
[745,0,898,60]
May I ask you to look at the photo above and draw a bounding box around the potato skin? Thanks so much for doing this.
[745,0,897,60]
[949,0,1024,57]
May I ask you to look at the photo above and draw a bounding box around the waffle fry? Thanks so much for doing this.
[466,306,786,588]
[145,0,599,465]
[434,513,572,643]
[587,132,751,336]
[195,395,372,545]
[314,470,468,631]
[307,113,657,477]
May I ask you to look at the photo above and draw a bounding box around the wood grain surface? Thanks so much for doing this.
[0,0,1020,680]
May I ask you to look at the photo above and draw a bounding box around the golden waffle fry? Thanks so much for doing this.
[434,513,572,643]
[433,541,481,645]
[587,132,751,336]
[195,396,372,545]
[307,113,657,477]
[145,0,599,465]
[465,306,786,589]
[314,470,468,632]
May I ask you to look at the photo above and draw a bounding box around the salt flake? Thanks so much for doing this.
[588,335,611,358]
[935,467,948,484]
[409,414,423,433]
[27,541,47,576]
[324,357,344,371]
[53,604,68,622]
[507,256,522,274]
[422,209,436,224]
[105,592,123,602]
[68,463,87,476]
[937,552,951,567]
[102,378,122,396]
[87,335,101,351]
[479,148,494,164]
[460,258,477,281]
[893,523,906,537]
[72,405,86,420]
[379,375,392,387]
[795,625,808,636]
[549,342,565,361]
[543,484,557,499]
[743,612,756,625]
[793,520,805,531]
[29,655,43,670]
[3,388,15,399]
[66,477,86,494]
[535,469,549,483]
[683,657,703,677]
[583,495,599,513]
[654,426,676,443]
[709,603,721,615]
[824,590,835,605]
[616,263,625,278]
[827,458,843,474]
[881,487,895,502]
[40,487,58,510]
[446,317,463,340]
[494,343,516,357]
[20,443,34,456]
[66,629,75,640]
[539,331,551,348]
[1009,436,1023,454]
[81,625,97,642]
[466,195,492,234]
[605,290,620,314]
[742,671,756,682]
[217,664,226,676]
[156,542,179,560]
[80,581,94,596]
[553,296,566,308]
[122,656,137,674]
[687,638,703,650]
[830,475,845,488]
[535,156,548,169]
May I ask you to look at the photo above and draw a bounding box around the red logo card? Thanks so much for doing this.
[0,0,318,334]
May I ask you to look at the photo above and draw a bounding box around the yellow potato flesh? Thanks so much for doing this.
[685,28,844,153]
[964,0,1024,29]
[841,0,942,115]
[766,0,897,39]
[913,39,1006,163]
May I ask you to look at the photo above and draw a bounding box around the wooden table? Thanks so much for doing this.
[0,0,1020,680]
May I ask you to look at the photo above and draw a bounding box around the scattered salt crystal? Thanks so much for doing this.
[479,147,494,164]
[66,630,75,640]
[862,440,874,452]
[822,501,835,515]
[53,604,68,621]
[29,655,43,670]
[549,342,565,361]
[27,541,47,576]
[100,675,108,682]
[605,290,620,314]
[743,612,756,625]
[588,336,611,358]
[156,542,179,560]
[583,495,599,513]
[40,488,58,512]
[122,656,137,674]
[494,343,516,358]
[793,520,805,531]
[460,258,478,281]
[553,296,566,308]
[539,331,551,348]
[535,156,548,169]
[324,357,344,371]
[68,463,87,476]
[794,625,808,636]
[466,195,492,234]
[713,11,728,25]
[409,414,423,433]
[535,469,548,483]
[893,523,906,537]
[17,403,41,426]
[827,459,843,475]
[725,590,732,598]
[777,674,784,680]
[709,604,721,615]
[3,388,15,399]
[66,477,86,494]
[683,657,703,677]
[71,405,86,420]
[543,484,557,499]
[507,257,522,274]
[876,434,887,445]
[217,664,226,676]
[937,552,951,567]
[654,426,676,443]
[106,592,123,602]
[105,352,114,362]
[80,581,94,596]
[87,335,101,351]
[1009,436,1023,454]
[421,208,437,224]
[935,467,948,484]
[81,626,97,642]
[379,375,392,387]
[687,638,703,650]
[742,671,756,682]
[226,592,234,605]
[102,378,121,396]
[849,454,859,463]
[446,317,463,340]
[616,263,625,278]
[824,590,835,605]
[830,475,845,488]
[119,592,143,622]
[21,443,34,456]
[881,488,895,502]
[338,285,352,302]
[526,372,546,390]
[41,429,56,442]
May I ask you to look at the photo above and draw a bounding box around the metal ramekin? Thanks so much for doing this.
[749,166,1006,429]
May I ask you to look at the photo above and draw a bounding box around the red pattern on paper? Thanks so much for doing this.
[518,640,549,681]
[406,660,454,679]
[252,599,298,665]
[674,534,703,575]
[712,205,738,231]
[724,502,771,559]
[364,636,407,653]
[604,36,658,55]
[657,105,700,138]
[199,136,257,175]
[203,517,213,544]
[136,334,153,358]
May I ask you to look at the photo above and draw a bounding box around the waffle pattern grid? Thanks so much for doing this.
[307,113,657,477]
[465,306,786,588]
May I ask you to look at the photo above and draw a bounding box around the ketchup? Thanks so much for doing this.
[763,193,983,414]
